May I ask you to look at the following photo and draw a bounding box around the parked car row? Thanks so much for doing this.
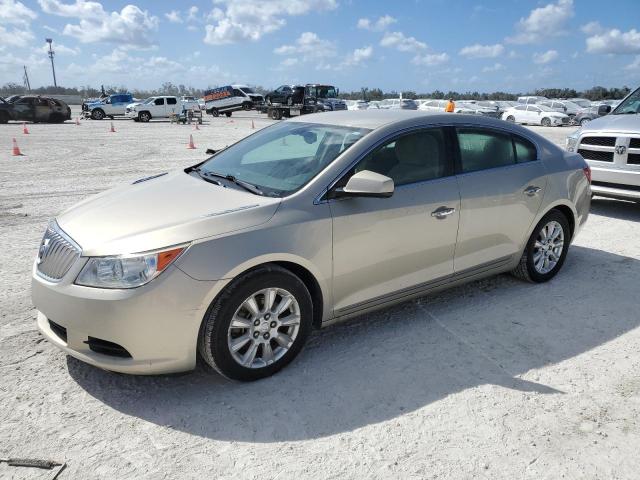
[0,95,71,123]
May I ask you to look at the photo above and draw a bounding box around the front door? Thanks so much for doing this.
[329,127,460,315]
[453,127,547,272]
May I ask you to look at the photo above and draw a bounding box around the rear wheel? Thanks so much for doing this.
[511,210,570,283]
[270,108,283,120]
[225,111,232,118]
[211,108,219,117]
[541,117,551,127]
[198,265,312,381]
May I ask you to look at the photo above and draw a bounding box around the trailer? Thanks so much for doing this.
[264,103,323,120]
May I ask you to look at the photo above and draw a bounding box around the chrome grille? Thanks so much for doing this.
[36,223,81,282]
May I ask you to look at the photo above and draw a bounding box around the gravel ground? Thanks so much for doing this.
[1,110,639,479]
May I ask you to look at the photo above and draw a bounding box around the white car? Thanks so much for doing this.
[346,100,369,111]
[125,96,184,122]
[502,104,570,127]
[418,99,449,112]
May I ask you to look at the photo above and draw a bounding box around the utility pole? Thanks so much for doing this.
[45,38,57,87]
[23,65,31,92]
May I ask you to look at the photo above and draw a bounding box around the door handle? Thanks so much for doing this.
[431,206,456,219]
[524,186,542,197]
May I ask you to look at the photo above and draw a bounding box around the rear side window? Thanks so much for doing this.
[514,136,537,163]
[457,129,515,173]
[166,97,177,105]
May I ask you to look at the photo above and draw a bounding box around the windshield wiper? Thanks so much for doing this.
[192,167,223,186]
[204,171,264,196]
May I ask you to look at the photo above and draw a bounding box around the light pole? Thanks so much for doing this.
[45,38,57,87]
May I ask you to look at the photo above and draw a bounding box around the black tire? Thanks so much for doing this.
[211,108,219,117]
[225,111,232,117]
[506,115,515,122]
[198,265,313,381]
[271,108,283,120]
[91,109,105,120]
[0,112,10,124]
[511,209,571,283]
[541,117,551,127]
[242,102,252,111]
[138,111,151,122]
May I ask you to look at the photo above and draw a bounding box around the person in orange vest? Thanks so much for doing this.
[445,98,455,112]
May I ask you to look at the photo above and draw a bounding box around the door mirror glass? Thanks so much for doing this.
[598,104,611,116]
[335,170,394,198]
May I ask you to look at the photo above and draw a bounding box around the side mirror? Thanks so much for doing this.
[598,105,611,116]
[333,170,394,198]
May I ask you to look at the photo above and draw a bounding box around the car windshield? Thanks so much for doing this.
[311,86,337,98]
[612,88,640,115]
[240,87,255,94]
[199,122,370,197]
[143,97,155,104]
[537,105,556,112]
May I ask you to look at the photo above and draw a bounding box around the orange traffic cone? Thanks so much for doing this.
[187,134,196,149]
[110,122,116,133]
[22,122,29,134]
[251,119,255,129]
[12,137,23,156]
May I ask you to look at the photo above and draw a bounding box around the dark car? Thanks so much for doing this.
[574,106,604,126]
[0,96,15,123]
[265,85,305,105]
[10,96,72,123]
[5,94,23,103]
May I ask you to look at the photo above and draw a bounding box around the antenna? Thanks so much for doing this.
[45,38,57,87]
[23,65,31,92]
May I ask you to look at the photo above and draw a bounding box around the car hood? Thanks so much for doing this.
[581,114,640,134]
[57,171,281,256]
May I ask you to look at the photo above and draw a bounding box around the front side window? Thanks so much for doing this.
[154,98,165,106]
[200,122,370,196]
[232,89,244,97]
[352,129,449,186]
[612,88,640,115]
[457,129,515,173]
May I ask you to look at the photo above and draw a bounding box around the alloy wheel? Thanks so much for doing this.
[227,288,301,369]
[533,220,564,274]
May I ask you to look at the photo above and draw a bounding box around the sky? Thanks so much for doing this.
[0,0,639,93]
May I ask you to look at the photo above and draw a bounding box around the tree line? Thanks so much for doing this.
[0,82,632,101]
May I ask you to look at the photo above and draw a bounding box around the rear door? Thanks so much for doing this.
[166,97,179,115]
[454,127,547,272]
[329,127,461,314]
[153,97,166,117]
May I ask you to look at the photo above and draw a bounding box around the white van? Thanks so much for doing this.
[204,85,264,117]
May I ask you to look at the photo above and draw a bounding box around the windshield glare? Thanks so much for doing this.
[240,87,255,94]
[199,122,370,197]
[143,97,155,104]
[612,89,640,114]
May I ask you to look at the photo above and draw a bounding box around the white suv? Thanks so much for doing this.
[126,96,183,122]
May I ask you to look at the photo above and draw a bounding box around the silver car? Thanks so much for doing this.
[32,111,591,381]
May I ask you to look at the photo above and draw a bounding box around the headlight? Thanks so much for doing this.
[566,129,581,151]
[75,246,185,289]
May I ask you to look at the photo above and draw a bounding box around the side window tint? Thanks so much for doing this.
[457,128,515,173]
[514,136,537,163]
[167,97,177,105]
[232,89,243,96]
[355,129,448,186]
[154,98,165,106]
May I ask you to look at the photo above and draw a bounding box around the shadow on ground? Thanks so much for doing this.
[591,197,640,221]
[68,245,639,442]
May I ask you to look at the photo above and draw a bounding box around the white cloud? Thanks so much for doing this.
[412,52,449,66]
[507,0,573,44]
[187,5,198,22]
[459,43,504,58]
[343,45,374,66]
[581,21,602,35]
[38,1,159,47]
[380,31,427,52]
[533,49,559,64]
[586,28,640,54]
[0,0,37,25]
[40,41,80,55]
[165,10,182,23]
[274,32,336,61]
[357,15,396,32]
[482,62,505,72]
[204,0,337,45]
[625,56,640,70]
[0,24,34,47]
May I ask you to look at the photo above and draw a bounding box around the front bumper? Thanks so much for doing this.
[32,260,223,374]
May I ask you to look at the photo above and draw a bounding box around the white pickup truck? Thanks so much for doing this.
[125,96,199,122]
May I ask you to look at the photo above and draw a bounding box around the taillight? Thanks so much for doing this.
[583,166,592,184]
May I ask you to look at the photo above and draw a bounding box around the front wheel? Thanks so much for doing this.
[506,115,515,122]
[511,210,570,283]
[138,111,151,122]
[211,108,219,117]
[91,109,105,120]
[198,265,312,381]
[541,117,551,127]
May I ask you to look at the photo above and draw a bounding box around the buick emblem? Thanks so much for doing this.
[615,145,626,155]
[37,238,50,264]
